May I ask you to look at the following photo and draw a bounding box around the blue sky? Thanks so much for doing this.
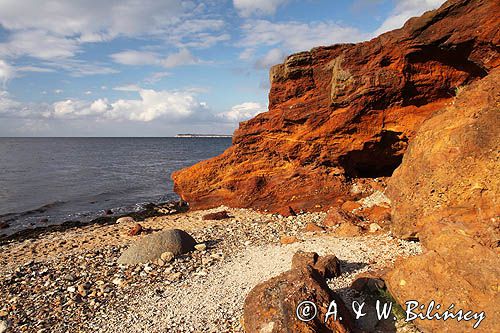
[0,0,445,136]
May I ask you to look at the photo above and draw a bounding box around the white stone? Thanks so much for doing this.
[369,223,382,233]
[112,278,124,287]
[194,243,207,251]
[0,320,7,333]
[116,216,135,224]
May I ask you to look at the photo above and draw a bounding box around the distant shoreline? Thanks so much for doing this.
[176,134,232,138]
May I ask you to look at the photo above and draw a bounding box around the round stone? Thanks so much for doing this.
[117,229,196,265]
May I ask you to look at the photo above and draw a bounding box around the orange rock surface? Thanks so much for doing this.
[173,0,500,213]
[387,68,500,246]
[385,70,500,332]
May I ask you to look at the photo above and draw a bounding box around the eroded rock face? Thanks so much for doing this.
[385,70,500,332]
[173,0,500,213]
[387,69,500,246]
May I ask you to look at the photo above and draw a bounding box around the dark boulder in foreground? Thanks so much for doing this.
[244,252,353,333]
[117,229,196,265]
[291,251,341,279]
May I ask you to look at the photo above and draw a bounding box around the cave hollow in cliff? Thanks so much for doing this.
[338,130,407,178]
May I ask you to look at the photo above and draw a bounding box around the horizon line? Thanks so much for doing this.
[0,136,233,138]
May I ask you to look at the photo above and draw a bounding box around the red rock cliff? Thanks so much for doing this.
[173,0,500,212]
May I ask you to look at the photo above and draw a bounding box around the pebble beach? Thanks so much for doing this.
[0,206,422,332]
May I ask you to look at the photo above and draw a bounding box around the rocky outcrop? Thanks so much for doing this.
[385,70,500,332]
[173,0,500,213]
[243,252,353,333]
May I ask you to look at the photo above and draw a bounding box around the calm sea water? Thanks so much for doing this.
[0,137,232,234]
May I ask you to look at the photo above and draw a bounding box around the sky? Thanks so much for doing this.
[0,0,446,137]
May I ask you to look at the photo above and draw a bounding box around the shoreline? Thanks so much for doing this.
[0,201,187,245]
[0,205,422,332]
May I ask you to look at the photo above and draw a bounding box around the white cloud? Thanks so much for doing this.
[1,88,207,123]
[218,102,267,122]
[234,0,289,17]
[0,90,20,111]
[255,48,285,69]
[373,0,446,35]
[0,85,203,123]
[0,0,186,40]
[16,66,55,73]
[89,98,111,113]
[53,99,86,118]
[42,59,119,77]
[144,71,171,84]
[239,48,255,60]
[0,90,48,118]
[84,91,92,95]
[160,49,201,68]
[0,30,79,60]
[47,88,208,122]
[111,49,202,68]
[179,33,231,49]
[54,89,63,94]
[163,19,230,49]
[240,20,365,54]
[113,84,141,92]
[0,1,228,65]
[110,50,160,66]
[0,60,15,87]
[1,86,259,125]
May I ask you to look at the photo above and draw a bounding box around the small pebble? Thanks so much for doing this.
[160,251,175,262]
[194,243,207,251]
[0,320,7,333]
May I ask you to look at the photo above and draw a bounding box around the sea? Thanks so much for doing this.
[0,137,232,235]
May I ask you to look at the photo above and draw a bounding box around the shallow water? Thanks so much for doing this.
[0,137,231,234]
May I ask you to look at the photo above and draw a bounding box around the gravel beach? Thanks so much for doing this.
[0,207,422,332]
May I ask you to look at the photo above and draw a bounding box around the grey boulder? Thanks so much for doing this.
[118,229,196,265]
